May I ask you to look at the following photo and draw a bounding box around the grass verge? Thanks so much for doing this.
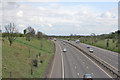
[2,37,54,78]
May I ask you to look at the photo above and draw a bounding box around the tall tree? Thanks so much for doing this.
[25,26,35,41]
[5,23,18,46]
[91,33,96,44]
[36,31,43,39]
[24,29,26,34]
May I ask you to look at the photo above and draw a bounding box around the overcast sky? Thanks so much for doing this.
[1,1,118,36]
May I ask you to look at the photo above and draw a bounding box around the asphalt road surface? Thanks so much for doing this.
[50,40,113,78]
[50,41,62,78]
[65,40,118,71]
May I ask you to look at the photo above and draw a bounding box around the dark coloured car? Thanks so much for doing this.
[87,46,90,48]
[83,74,93,80]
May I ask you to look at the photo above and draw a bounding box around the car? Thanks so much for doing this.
[87,46,90,48]
[89,48,93,53]
[76,40,80,43]
[63,43,65,45]
[63,48,67,52]
[83,74,93,80]
[54,38,56,41]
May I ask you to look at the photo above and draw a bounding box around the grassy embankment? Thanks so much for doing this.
[2,37,54,78]
[0,37,2,79]
[83,39,118,53]
[71,38,119,53]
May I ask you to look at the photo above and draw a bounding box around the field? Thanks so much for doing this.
[2,37,54,78]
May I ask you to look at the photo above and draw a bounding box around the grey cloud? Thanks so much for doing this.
[2,2,19,10]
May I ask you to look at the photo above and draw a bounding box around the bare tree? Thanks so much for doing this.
[5,23,18,46]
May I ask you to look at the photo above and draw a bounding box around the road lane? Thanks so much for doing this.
[57,40,111,78]
[65,40,118,70]
[50,41,62,78]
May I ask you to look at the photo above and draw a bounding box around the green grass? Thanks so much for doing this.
[62,37,119,53]
[0,37,2,79]
[2,37,54,78]
[81,39,118,53]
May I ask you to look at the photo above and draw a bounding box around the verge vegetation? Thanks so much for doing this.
[2,37,54,78]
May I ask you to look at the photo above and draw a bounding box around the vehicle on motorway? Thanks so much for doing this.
[83,74,93,80]
[54,38,56,41]
[75,39,80,43]
[63,48,67,52]
[87,46,90,48]
[89,48,93,53]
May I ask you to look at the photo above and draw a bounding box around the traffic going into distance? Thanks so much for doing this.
[50,38,119,79]
[1,0,120,80]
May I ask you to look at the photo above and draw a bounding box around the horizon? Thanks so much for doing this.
[1,2,118,36]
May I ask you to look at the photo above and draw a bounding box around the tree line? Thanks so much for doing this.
[2,23,47,46]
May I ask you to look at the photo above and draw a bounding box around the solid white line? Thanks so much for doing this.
[72,45,113,78]
[61,53,64,79]
[50,43,56,78]
[58,43,64,79]
[71,41,118,70]
[93,53,118,71]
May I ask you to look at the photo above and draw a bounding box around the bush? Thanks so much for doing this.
[32,59,38,67]
[40,60,43,64]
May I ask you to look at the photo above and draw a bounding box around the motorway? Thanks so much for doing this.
[50,40,113,78]
[65,40,119,70]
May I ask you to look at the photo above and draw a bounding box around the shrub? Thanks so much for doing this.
[32,59,38,67]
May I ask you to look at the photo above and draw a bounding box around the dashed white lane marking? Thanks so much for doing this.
[72,41,118,71]
[58,43,64,79]
[75,66,77,69]
[73,46,113,78]
[77,73,79,76]
[86,66,89,69]
[93,53,117,70]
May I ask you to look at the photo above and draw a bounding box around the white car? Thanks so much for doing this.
[63,48,67,52]
[63,43,65,45]
[89,48,93,53]
[75,40,80,43]
[54,38,56,41]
